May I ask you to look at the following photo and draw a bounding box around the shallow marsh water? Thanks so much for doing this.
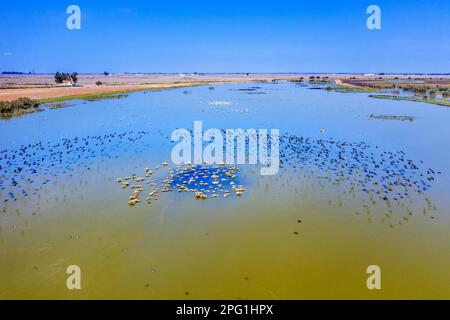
[0,82,449,299]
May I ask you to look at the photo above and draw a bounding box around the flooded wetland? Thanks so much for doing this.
[1,81,450,299]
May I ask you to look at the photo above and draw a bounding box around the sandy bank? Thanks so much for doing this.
[0,74,293,102]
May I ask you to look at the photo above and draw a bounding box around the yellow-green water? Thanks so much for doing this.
[1,185,449,299]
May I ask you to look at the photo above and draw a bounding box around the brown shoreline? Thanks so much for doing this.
[0,74,287,102]
[1,73,450,102]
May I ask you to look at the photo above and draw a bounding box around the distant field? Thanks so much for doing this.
[1,73,449,103]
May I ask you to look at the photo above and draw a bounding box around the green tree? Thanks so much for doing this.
[70,72,78,84]
[54,72,64,84]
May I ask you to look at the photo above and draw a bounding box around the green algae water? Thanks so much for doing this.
[1,82,449,299]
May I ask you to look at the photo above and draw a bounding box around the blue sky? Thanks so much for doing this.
[0,0,449,73]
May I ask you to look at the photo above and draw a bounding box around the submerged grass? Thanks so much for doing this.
[369,94,450,107]
[37,83,211,104]
[47,102,77,109]
[369,114,415,122]
[334,86,382,93]
[38,90,141,104]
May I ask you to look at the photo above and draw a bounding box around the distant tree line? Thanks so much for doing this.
[2,72,31,75]
[54,72,78,84]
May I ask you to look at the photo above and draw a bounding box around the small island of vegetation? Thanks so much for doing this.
[0,98,41,119]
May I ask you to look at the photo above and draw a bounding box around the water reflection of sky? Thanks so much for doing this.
[2,82,450,300]
[1,82,450,220]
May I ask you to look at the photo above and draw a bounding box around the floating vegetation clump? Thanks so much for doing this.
[237,87,261,92]
[47,102,76,109]
[203,107,249,114]
[245,91,267,95]
[369,114,415,122]
[83,93,129,101]
[207,101,232,106]
[203,101,248,113]
[230,86,267,95]
[368,94,450,107]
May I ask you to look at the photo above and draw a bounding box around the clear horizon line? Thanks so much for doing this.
[2,71,450,76]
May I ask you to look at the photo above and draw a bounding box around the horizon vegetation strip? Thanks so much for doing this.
[2,80,450,120]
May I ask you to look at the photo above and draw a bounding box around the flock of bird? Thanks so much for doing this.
[0,130,149,208]
[117,162,245,205]
[0,124,440,229]
[276,133,439,226]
